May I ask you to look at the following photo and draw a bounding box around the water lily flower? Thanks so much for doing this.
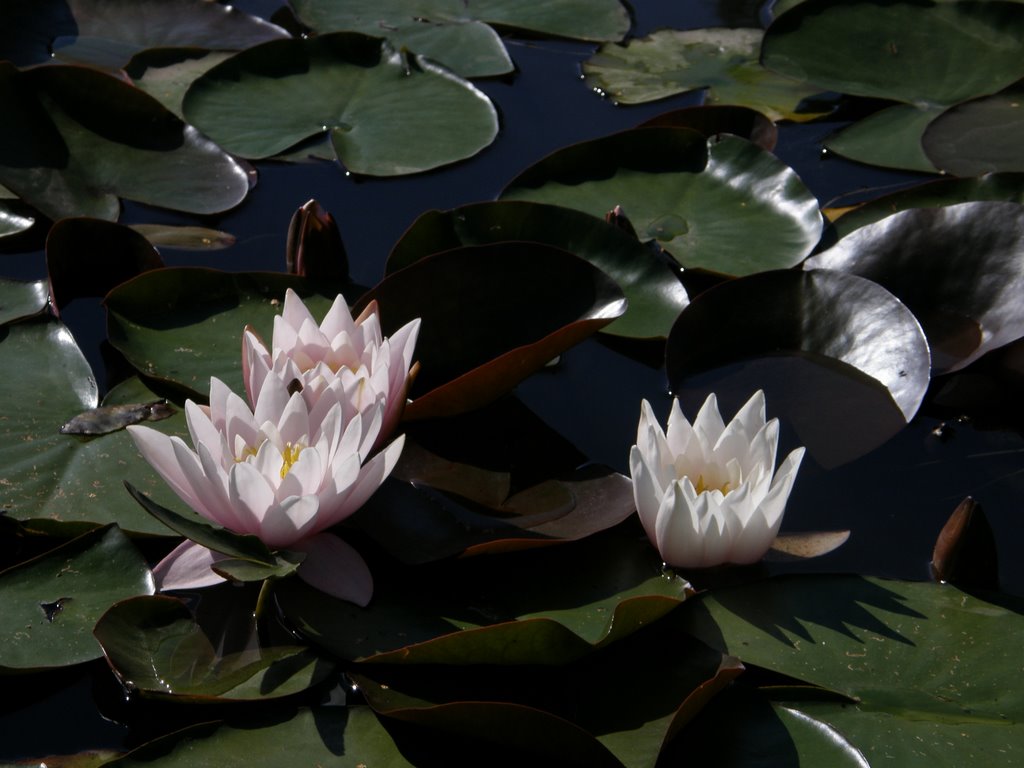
[128,373,404,605]
[243,288,420,448]
[629,391,805,569]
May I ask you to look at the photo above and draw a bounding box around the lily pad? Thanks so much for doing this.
[93,596,331,701]
[666,269,931,467]
[353,243,626,420]
[106,269,349,397]
[0,277,49,325]
[805,201,1024,372]
[637,105,779,152]
[583,28,829,122]
[128,50,234,119]
[0,62,252,222]
[0,201,34,239]
[762,0,1024,107]
[922,84,1024,176]
[501,127,822,276]
[824,103,943,173]
[46,218,164,313]
[388,201,687,338]
[0,525,154,671]
[0,321,189,535]
[103,707,413,767]
[682,575,1024,756]
[277,529,692,664]
[182,33,499,176]
[129,224,236,251]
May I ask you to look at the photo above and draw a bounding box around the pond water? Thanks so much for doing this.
[3,0,1024,762]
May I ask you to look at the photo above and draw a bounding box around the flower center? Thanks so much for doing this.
[695,474,731,495]
[280,442,304,479]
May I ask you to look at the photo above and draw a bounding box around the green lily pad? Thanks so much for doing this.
[806,201,1024,372]
[824,103,943,173]
[922,84,1024,176]
[666,269,931,467]
[0,321,189,534]
[182,33,499,176]
[501,127,822,276]
[0,277,49,325]
[103,707,413,767]
[93,596,331,701]
[583,28,829,122]
[638,105,779,151]
[762,0,1024,107]
[0,62,252,222]
[0,200,34,239]
[277,529,692,664]
[0,525,154,671]
[128,50,234,120]
[128,224,236,251]
[388,201,687,339]
[351,624,740,768]
[106,269,349,398]
[354,243,626,420]
[682,575,1024,752]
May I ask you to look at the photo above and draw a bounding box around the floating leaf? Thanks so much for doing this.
[0,63,252,221]
[106,269,349,397]
[94,596,330,701]
[46,218,164,314]
[767,530,851,562]
[0,277,49,325]
[183,33,499,176]
[666,269,931,467]
[0,525,154,671]
[824,103,943,173]
[583,28,829,122]
[356,243,625,420]
[922,83,1024,176]
[278,529,691,664]
[129,224,236,251]
[0,322,189,534]
[501,128,822,276]
[762,0,1024,107]
[128,50,234,119]
[806,201,1024,372]
[388,200,687,338]
[638,105,778,151]
[0,200,34,239]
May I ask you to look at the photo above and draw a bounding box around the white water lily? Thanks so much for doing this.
[243,288,419,449]
[128,373,405,605]
[629,391,805,569]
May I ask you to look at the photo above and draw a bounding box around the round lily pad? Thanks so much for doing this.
[922,84,1024,176]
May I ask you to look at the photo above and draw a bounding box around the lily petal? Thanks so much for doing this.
[153,540,228,591]
[293,533,373,606]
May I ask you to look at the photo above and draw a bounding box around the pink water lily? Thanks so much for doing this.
[630,391,805,569]
[243,288,420,449]
[128,373,405,605]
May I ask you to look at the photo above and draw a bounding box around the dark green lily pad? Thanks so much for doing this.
[0,62,252,222]
[805,201,1024,372]
[354,243,625,420]
[46,218,164,313]
[0,525,154,671]
[0,277,49,325]
[583,28,828,122]
[0,201,34,239]
[388,201,687,338]
[638,105,779,152]
[129,224,236,251]
[824,103,943,173]
[94,596,331,701]
[666,269,931,467]
[922,84,1024,176]
[351,622,740,768]
[682,575,1024,751]
[277,529,692,664]
[0,321,189,535]
[0,0,287,68]
[762,0,1024,107]
[501,127,822,276]
[103,707,413,767]
[183,33,499,176]
[106,269,348,398]
[128,50,234,119]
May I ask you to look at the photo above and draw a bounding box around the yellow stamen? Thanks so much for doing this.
[235,444,258,463]
[694,474,731,495]
[280,442,303,479]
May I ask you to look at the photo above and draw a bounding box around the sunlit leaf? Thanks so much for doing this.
[388,200,686,338]
[762,0,1024,107]
[806,201,1024,372]
[0,277,49,325]
[183,33,499,176]
[0,525,154,671]
[583,28,829,122]
[0,200,34,239]
[666,269,931,467]
[501,128,822,276]
[94,596,330,701]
